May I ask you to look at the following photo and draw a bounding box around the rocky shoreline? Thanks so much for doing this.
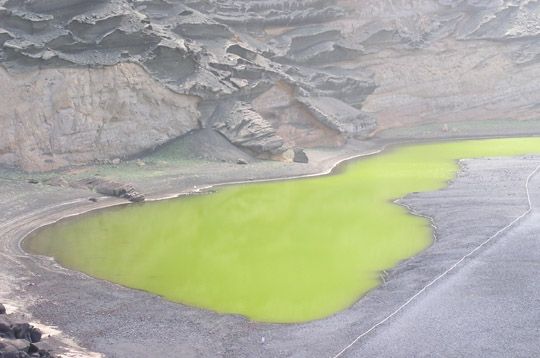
[0,136,539,357]
[0,303,53,358]
[0,141,378,358]
[0,0,539,356]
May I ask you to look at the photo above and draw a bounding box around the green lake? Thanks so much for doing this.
[24,138,540,323]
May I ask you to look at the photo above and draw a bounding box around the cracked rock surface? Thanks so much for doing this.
[0,0,539,171]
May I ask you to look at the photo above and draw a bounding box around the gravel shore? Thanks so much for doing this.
[1,138,540,357]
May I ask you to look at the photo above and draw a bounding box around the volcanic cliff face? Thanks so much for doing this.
[342,0,540,130]
[0,0,538,171]
[0,64,199,171]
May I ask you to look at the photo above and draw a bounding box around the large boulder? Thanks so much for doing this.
[0,312,51,358]
[75,178,145,202]
[293,148,309,164]
[213,102,285,157]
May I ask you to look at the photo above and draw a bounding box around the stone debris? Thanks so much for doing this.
[75,177,145,203]
[0,305,53,358]
[293,148,309,164]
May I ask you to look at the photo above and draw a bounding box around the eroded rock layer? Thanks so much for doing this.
[0,0,538,170]
[0,63,200,171]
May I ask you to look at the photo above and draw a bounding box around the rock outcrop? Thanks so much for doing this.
[338,0,540,130]
[74,177,145,202]
[0,0,539,170]
[0,306,52,358]
[0,0,377,171]
[0,63,200,171]
[293,148,309,164]
[213,102,285,158]
[298,97,376,136]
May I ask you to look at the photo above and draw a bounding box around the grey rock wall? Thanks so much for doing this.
[0,63,200,171]
[0,0,538,170]
[342,0,540,130]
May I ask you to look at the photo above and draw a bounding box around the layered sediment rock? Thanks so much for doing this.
[75,177,145,202]
[0,63,200,171]
[213,102,285,157]
[0,0,538,170]
[338,0,540,130]
[0,0,379,171]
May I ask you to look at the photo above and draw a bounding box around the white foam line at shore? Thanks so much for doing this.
[331,162,540,358]
[14,147,385,254]
[13,136,533,250]
[144,148,385,202]
[0,147,384,358]
[4,137,538,358]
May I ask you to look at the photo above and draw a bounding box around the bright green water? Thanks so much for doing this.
[25,138,540,323]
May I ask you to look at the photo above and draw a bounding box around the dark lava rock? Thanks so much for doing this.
[0,337,31,353]
[0,304,5,314]
[96,181,145,202]
[0,314,52,358]
[12,324,41,343]
[27,179,39,184]
[0,319,14,339]
[293,148,309,164]
[214,102,285,157]
[29,329,41,344]
[28,343,52,357]
[75,178,145,202]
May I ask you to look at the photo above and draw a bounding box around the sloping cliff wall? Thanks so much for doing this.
[0,64,200,171]
[0,0,539,171]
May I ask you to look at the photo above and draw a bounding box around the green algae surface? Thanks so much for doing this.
[25,138,540,323]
